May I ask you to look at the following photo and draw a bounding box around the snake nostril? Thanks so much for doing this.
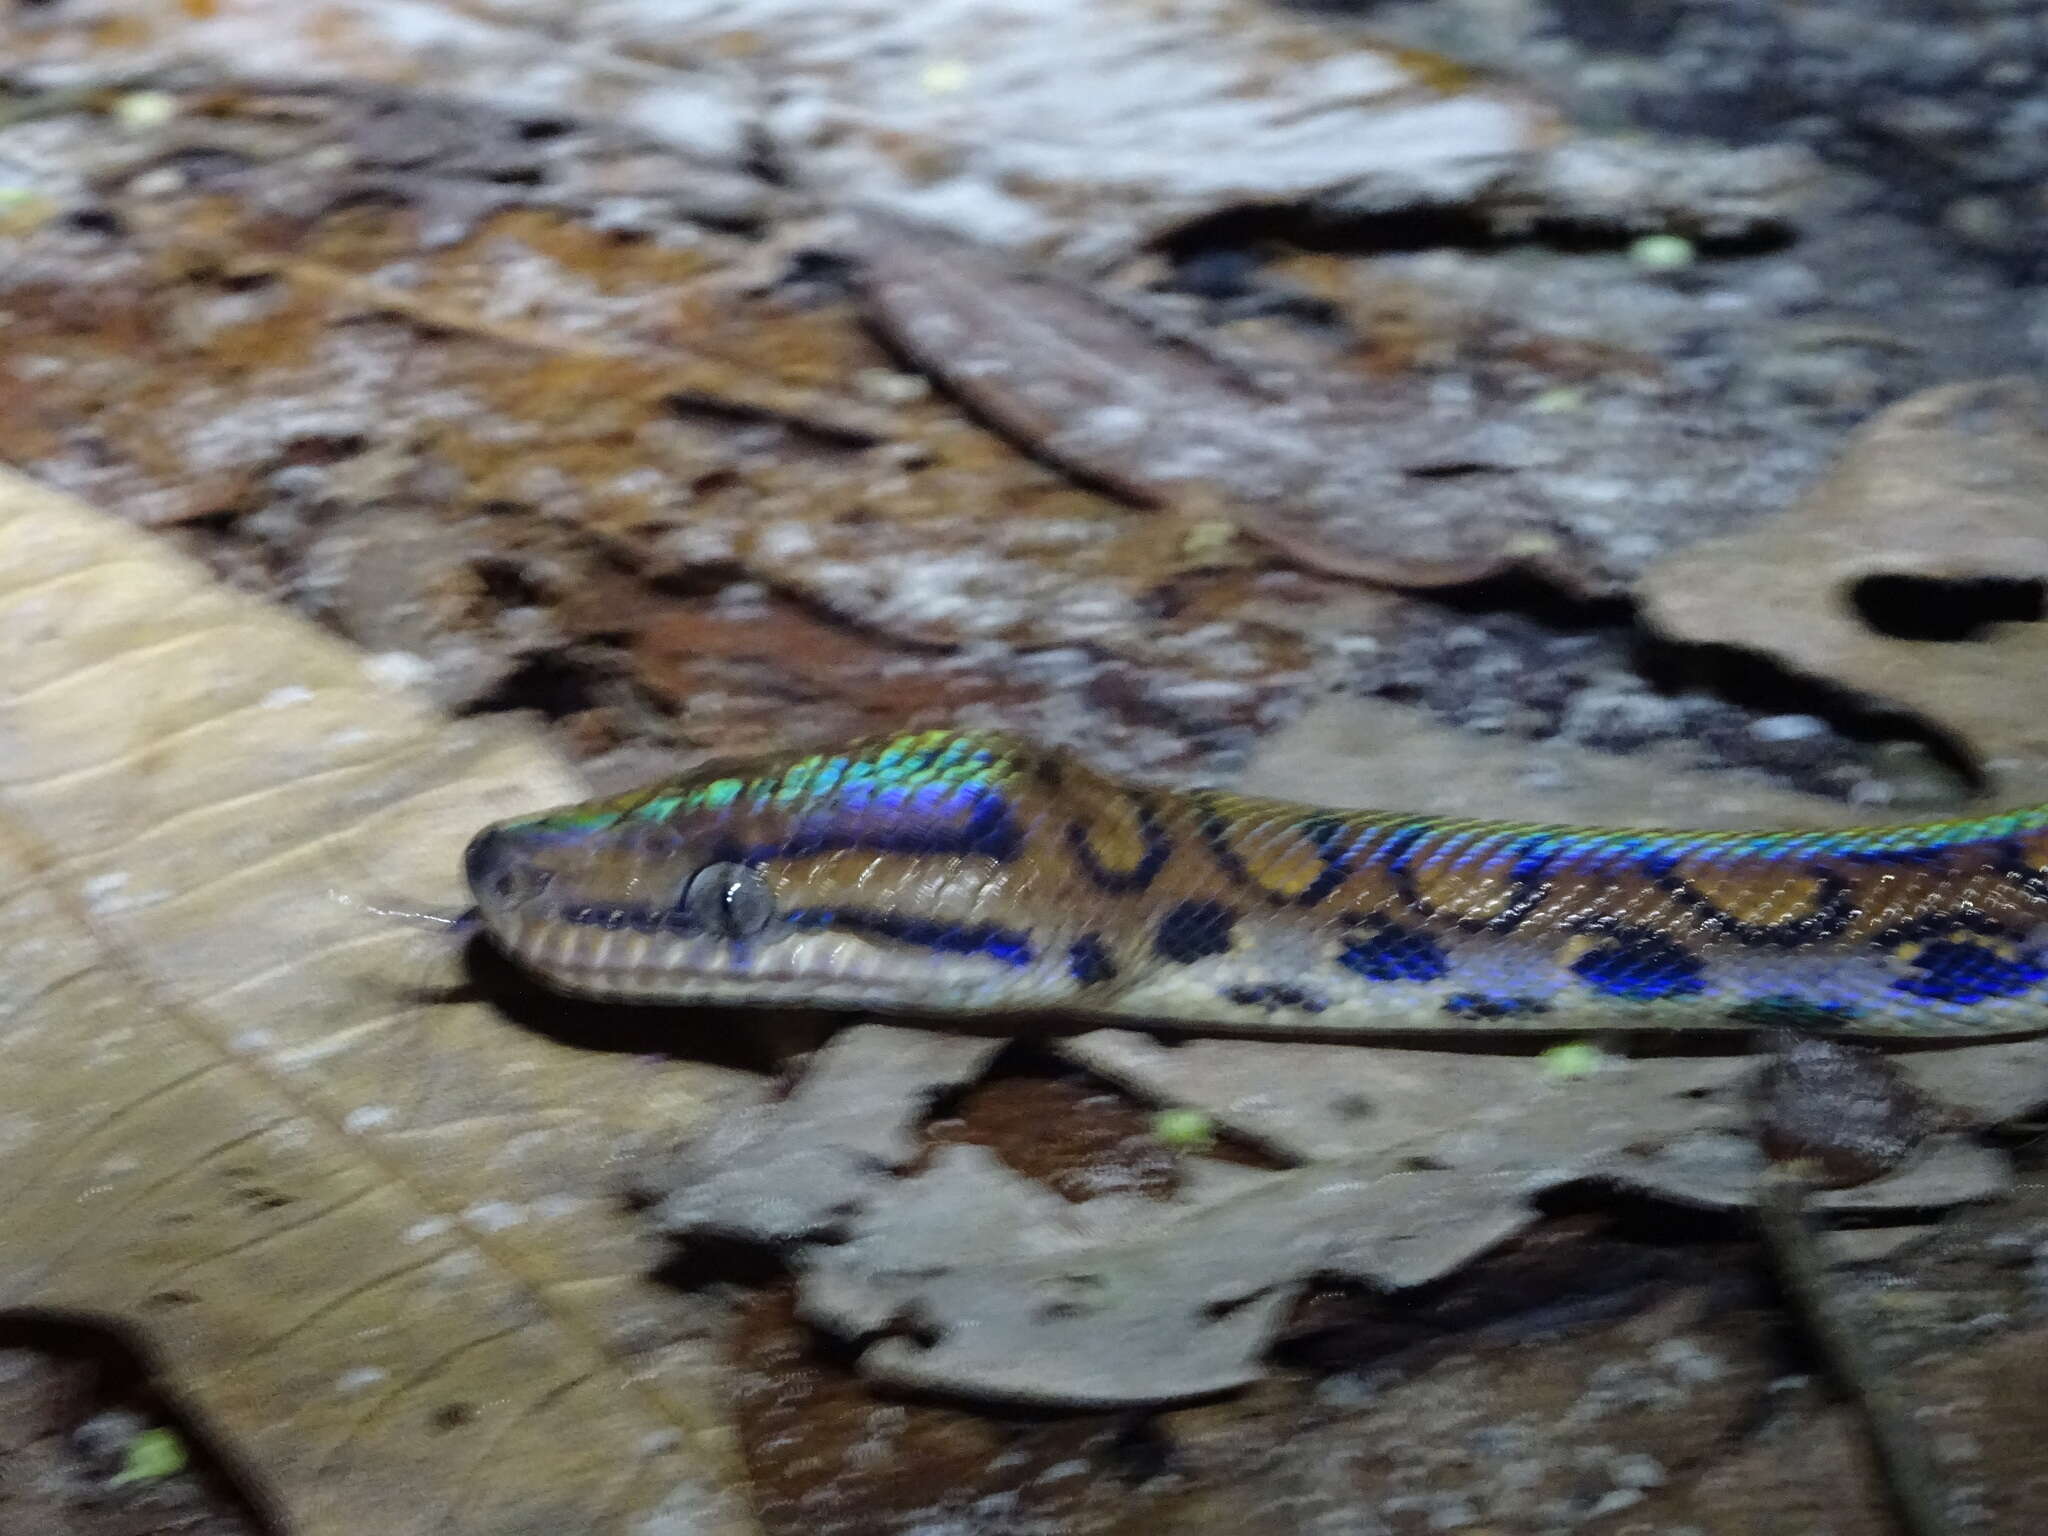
[466,828,557,909]
[464,829,512,904]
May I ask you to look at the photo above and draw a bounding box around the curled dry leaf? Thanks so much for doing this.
[854,213,1572,590]
[0,470,759,1536]
[1641,379,2048,800]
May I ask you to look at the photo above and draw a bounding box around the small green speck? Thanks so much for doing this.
[1628,234,1696,271]
[1528,386,1585,414]
[110,1428,187,1486]
[1541,1041,1607,1080]
[1152,1108,1215,1151]
[112,91,179,130]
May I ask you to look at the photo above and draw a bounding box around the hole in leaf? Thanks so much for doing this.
[430,1401,477,1430]
[1850,574,2043,642]
[1404,461,1507,481]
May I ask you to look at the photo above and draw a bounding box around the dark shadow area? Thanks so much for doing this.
[1426,566,1637,631]
[0,1310,282,1535]
[1158,200,1796,267]
[1272,1206,1758,1376]
[457,928,839,1074]
[1851,573,2043,643]
[663,390,884,450]
[1632,630,1984,787]
[458,649,611,721]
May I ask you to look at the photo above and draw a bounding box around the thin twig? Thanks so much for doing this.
[1755,1167,1961,1536]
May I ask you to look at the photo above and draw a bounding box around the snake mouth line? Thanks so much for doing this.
[482,930,966,1010]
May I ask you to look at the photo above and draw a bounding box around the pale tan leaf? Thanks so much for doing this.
[0,468,759,1536]
[1640,379,2048,802]
[1235,694,1948,828]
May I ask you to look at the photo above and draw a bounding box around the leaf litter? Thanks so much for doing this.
[12,0,1812,258]
[9,4,2048,1531]
[652,1017,2025,1407]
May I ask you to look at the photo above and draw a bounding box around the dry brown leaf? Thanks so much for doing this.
[0,95,1328,772]
[1640,379,2048,801]
[853,213,1562,589]
[0,469,760,1535]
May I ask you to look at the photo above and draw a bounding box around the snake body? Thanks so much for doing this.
[462,728,2048,1037]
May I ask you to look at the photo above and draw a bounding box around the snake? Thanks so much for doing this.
[460,728,2048,1037]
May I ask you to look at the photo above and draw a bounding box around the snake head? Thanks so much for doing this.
[461,731,1083,1012]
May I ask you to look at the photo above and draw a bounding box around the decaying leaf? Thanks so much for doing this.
[853,213,1852,599]
[0,84,1335,774]
[32,0,1810,258]
[1641,379,2048,800]
[650,1021,2023,1406]
[649,1025,1004,1245]
[0,470,759,1535]
[854,212,1556,589]
[1059,1032,2011,1218]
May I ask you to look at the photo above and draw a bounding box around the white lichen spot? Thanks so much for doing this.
[259,685,315,710]
[854,367,931,404]
[462,1201,526,1233]
[333,1366,388,1395]
[80,871,129,911]
[632,1479,749,1536]
[230,1028,276,1053]
[1650,1337,1723,1385]
[342,1105,396,1134]
[361,651,437,691]
[1587,1488,1645,1518]
[755,521,818,561]
[402,1216,454,1245]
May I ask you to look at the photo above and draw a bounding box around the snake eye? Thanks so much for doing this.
[681,861,774,940]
